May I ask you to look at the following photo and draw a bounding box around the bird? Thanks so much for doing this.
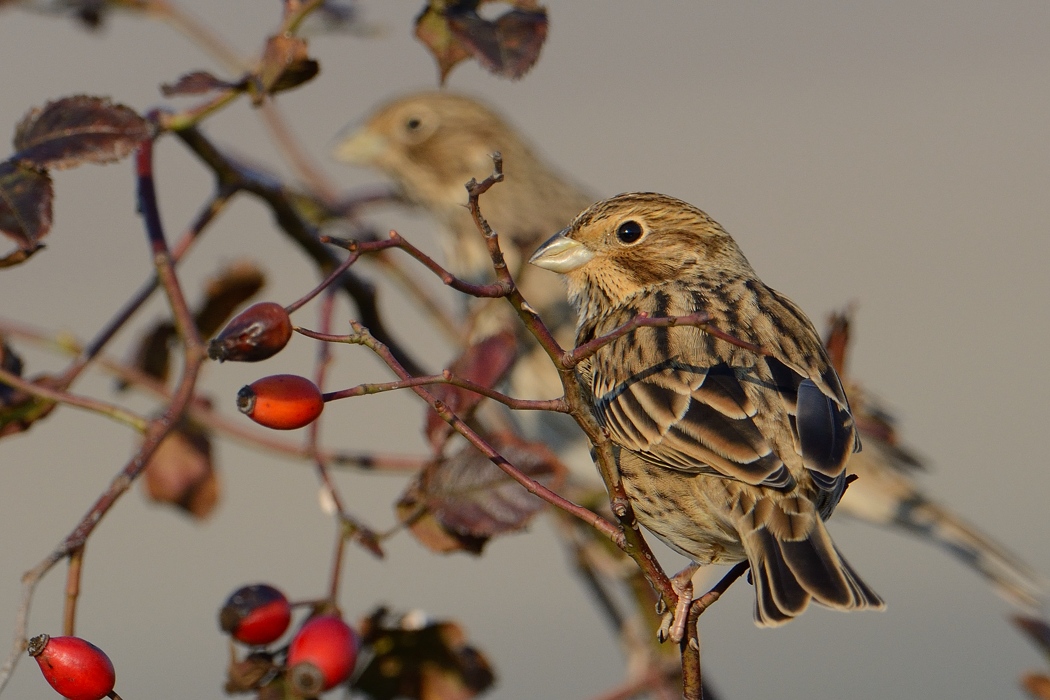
[333,91,593,444]
[530,191,886,627]
[825,311,1045,609]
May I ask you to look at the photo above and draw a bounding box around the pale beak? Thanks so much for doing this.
[332,127,386,165]
[529,229,595,273]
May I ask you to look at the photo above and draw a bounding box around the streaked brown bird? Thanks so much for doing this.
[531,192,885,627]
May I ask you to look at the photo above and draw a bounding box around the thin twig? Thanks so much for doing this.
[0,367,147,432]
[62,547,84,637]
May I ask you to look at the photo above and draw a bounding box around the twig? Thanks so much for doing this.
[0,139,209,695]
[680,562,750,700]
[62,547,84,637]
[312,364,567,413]
[0,366,147,432]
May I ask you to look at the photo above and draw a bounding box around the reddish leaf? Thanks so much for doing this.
[161,71,241,97]
[397,433,564,555]
[0,161,53,253]
[355,607,495,700]
[425,331,517,449]
[13,96,150,170]
[142,421,220,519]
[255,35,320,102]
[447,6,548,80]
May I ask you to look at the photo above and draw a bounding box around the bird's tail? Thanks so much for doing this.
[741,501,885,627]
[891,493,1046,610]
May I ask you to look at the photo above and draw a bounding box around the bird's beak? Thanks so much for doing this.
[332,127,386,165]
[529,229,594,273]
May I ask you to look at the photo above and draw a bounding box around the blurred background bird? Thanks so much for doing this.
[824,310,1045,610]
[531,191,885,627]
[333,91,1043,632]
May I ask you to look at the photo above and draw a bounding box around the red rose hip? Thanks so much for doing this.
[219,584,292,646]
[28,634,116,700]
[208,302,293,363]
[287,615,358,695]
[237,374,324,430]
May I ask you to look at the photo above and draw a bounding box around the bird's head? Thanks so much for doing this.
[333,92,526,209]
[529,192,752,309]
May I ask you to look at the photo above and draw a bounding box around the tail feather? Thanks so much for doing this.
[747,517,885,627]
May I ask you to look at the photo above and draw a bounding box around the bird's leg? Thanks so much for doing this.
[657,563,701,644]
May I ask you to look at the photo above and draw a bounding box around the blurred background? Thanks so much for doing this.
[1,2,1048,699]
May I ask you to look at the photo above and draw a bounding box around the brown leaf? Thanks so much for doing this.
[0,339,25,407]
[397,433,565,554]
[1023,675,1050,700]
[0,160,53,253]
[1015,616,1050,659]
[195,260,267,339]
[12,96,150,170]
[425,331,517,449]
[255,35,320,102]
[447,5,548,80]
[118,321,176,391]
[142,420,220,519]
[823,309,851,376]
[355,608,495,700]
[0,373,59,439]
[414,3,472,84]
[161,70,241,97]
[224,650,280,694]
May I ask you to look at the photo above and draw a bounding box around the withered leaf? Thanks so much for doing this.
[355,607,495,700]
[1015,616,1050,659]
[142,420,220,520]
[13,96,150,170]
[0,373,59,439]
[119,321,175,391]
[194,260,266,339]
[0,339,25,407]
[224,650,280,694]
[161,70,242,97]
[415,1,548,83]
[447,6,547,80]
[1024,674,1050,700]
[255,35,320,102]
[414,5,473,85]
[397,433,564,555]
[0,161,53,253]
[425,330,517,449]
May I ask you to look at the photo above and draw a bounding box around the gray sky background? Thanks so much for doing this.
[1,3,1049,699]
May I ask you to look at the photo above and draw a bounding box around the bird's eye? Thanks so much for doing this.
[616,220,644,244]
[405,117,422,131]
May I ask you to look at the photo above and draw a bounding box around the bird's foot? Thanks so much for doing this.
[657,563,701,644]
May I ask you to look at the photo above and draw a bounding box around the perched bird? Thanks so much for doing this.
[825,312,1045,609]
[333,91,592,333]
[531,192,885,627]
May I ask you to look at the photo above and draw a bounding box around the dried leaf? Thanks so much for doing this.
[414,5,473,84]
[142,420,220,519]
[0,160,53,253]
[255,35,320,102]
[0,339,25,407]
[1015,616,1050,659]
[195,260,266,339]
[12,96,150,170]
[425,331,517,449]
[1023,675,1050,700]
[119,321,175,391]
[447,6,547,80]
[224,650,280,694]
[823,309,851,376]
[161,70,241,97]
[355,608,495,700]
[0,374,59,439]
[397,433,564,554]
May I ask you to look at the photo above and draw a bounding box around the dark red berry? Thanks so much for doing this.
[219,584,292,646]
[208,302,292,363]
[237,374,324,430]
[28,634,115,700]
[286,615,358,695]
